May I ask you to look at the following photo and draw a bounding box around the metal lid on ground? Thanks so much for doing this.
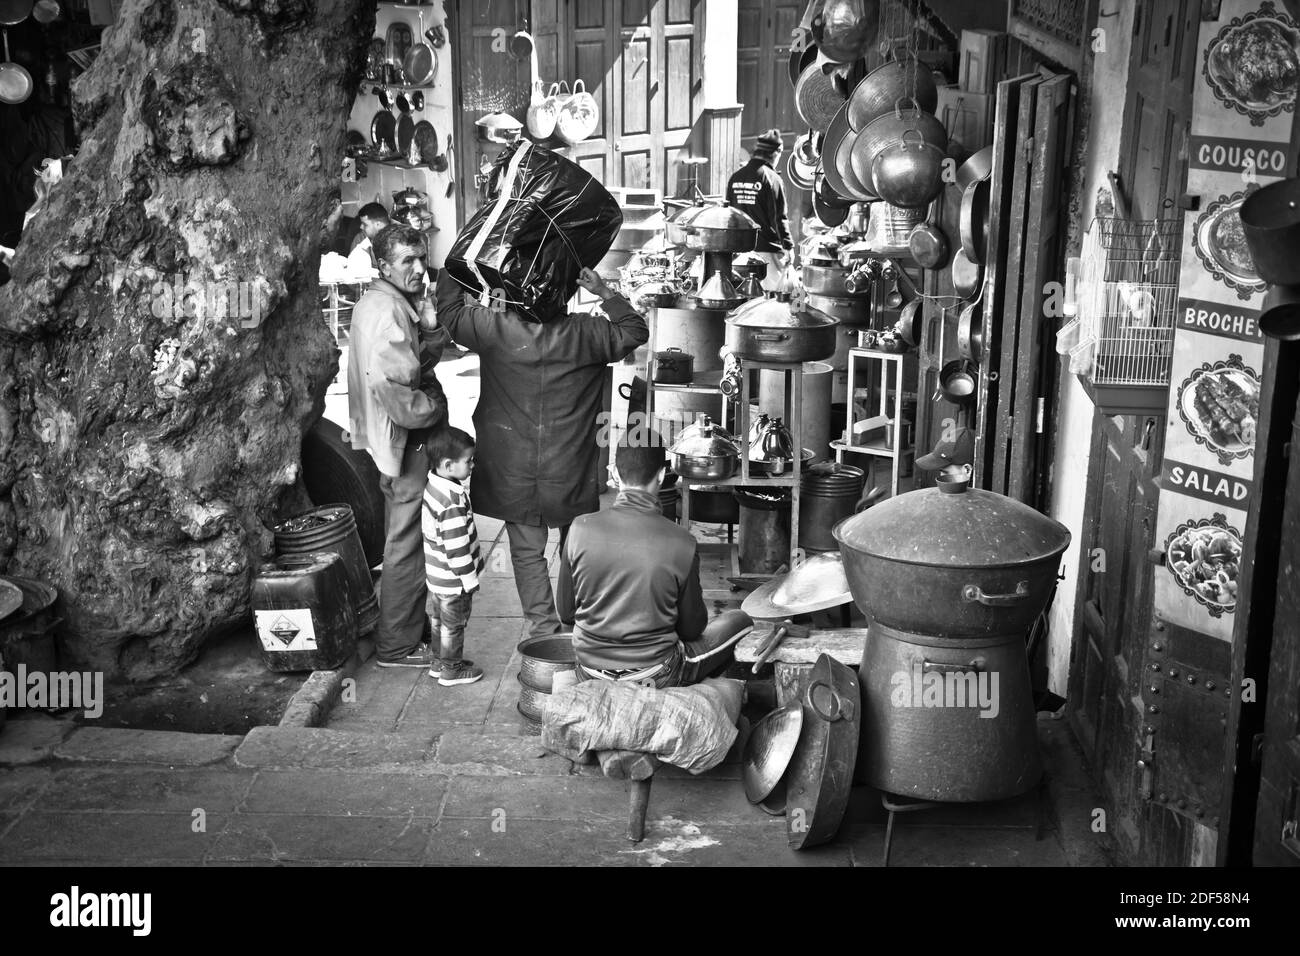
[742,551,853,619]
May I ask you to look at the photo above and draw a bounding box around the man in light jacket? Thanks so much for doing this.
[435,265,648,641]
[348,225,450,667]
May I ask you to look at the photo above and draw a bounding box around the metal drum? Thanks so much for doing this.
[858,624,1042,801]
[736,488,791,574]
[759,361,833,461]
[799,462,865,552]
[655,307,726,372]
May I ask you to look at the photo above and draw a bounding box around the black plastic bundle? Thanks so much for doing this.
[445,142,623,322]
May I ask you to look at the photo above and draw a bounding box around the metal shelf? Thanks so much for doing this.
[831,438,896,458]
[645,308,805,566]
[835,347,911,498]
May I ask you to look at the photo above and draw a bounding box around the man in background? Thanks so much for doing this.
[347,202,392,279]
[915,426,975,483]
[727,129,793,291]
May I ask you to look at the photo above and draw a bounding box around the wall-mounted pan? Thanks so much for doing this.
[0,28,31,104]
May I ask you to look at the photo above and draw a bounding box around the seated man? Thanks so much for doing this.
[557,435,750,688]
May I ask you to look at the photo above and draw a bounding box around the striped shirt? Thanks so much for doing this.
[421,472,482,596]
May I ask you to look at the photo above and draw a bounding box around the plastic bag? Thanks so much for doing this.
[445,141,622,322]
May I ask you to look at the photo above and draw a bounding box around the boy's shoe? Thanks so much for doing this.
[437,661,484,686]
[376,648,439,668]
[427,658,475,678]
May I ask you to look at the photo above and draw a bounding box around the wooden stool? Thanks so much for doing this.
[598,749,662,842]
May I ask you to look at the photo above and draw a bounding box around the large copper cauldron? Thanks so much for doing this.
[832,475,1070,637]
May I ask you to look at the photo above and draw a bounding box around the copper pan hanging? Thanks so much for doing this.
[959,178,991,262]
[821,101,874,202]
[846,52,938,130]
[957,297,984,362]
[795,56,847,134]
[950,247,982,301]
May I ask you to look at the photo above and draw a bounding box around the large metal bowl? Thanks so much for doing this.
[833,476,1071,636]
[673,452,738,481]
[742,700,804,803]
[517,634,577,692]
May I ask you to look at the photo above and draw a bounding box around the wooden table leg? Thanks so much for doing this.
[628,778,652,843]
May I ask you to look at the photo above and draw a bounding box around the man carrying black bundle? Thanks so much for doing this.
[434,265,647,642]
[727,129,794,291]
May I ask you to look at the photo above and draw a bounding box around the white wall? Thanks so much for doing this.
[701,0,739,108]
[1044,3,1135,694]
[341,0,456,268]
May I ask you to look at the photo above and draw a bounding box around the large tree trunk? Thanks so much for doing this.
[0,0,373,679]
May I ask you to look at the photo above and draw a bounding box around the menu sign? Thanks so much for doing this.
[1152,0,1295,641]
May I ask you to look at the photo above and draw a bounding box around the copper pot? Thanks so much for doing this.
[871,129,946,209]
[846,54,939,129]
[850,99,948,199]
[726,296,839,362]
[685,205,759,253]
[833,475,1071,636]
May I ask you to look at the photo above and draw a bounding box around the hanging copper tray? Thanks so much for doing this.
[784,653,860,850]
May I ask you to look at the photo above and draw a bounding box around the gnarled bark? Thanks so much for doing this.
[0,0,373,679]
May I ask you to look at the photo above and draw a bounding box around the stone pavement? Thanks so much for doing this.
[0,349,1114,866]
[0,511,1113,866]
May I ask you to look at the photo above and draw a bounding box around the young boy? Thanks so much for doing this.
[421,426,484,686]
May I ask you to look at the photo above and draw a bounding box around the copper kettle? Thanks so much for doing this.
[391,187,435,231]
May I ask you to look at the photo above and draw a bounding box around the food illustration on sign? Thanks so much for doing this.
[1194,191,1266,299]
[1165,515,1242,616]
[1177,356,1260,464]
[1203,2,1299,125]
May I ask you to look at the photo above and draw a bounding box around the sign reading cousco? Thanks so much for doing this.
[1189,134,1290,176]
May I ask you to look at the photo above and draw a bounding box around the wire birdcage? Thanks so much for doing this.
[1077,217,1181,387]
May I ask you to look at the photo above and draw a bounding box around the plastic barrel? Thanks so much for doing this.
[252,552,358,672]
[273,505,378,636]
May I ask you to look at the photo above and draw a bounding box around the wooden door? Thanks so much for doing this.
[564,0,702,194]
[737,0,803,227]
[1068,412,1164,860]
[1116,0,1198,219]
[452,0,531,221]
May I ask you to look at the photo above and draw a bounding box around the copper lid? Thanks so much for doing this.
[833,476,1071,569]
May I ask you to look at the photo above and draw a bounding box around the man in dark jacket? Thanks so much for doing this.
[556,438,751,688]
[349,225,450,667]
[435,266,647,640]
[727,128,793,291]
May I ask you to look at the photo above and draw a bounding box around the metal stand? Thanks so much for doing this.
[831,345,908,499]
[880,773,1052,866]
[679,359,805,566]
[880,793,941,867]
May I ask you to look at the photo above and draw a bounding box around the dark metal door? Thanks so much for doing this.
[1247,341,1300,866]
[1069,412,1163,858]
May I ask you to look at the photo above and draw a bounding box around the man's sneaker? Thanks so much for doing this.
[427,658,475,678]
[437,661,484,686]
[376,648,439,668]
